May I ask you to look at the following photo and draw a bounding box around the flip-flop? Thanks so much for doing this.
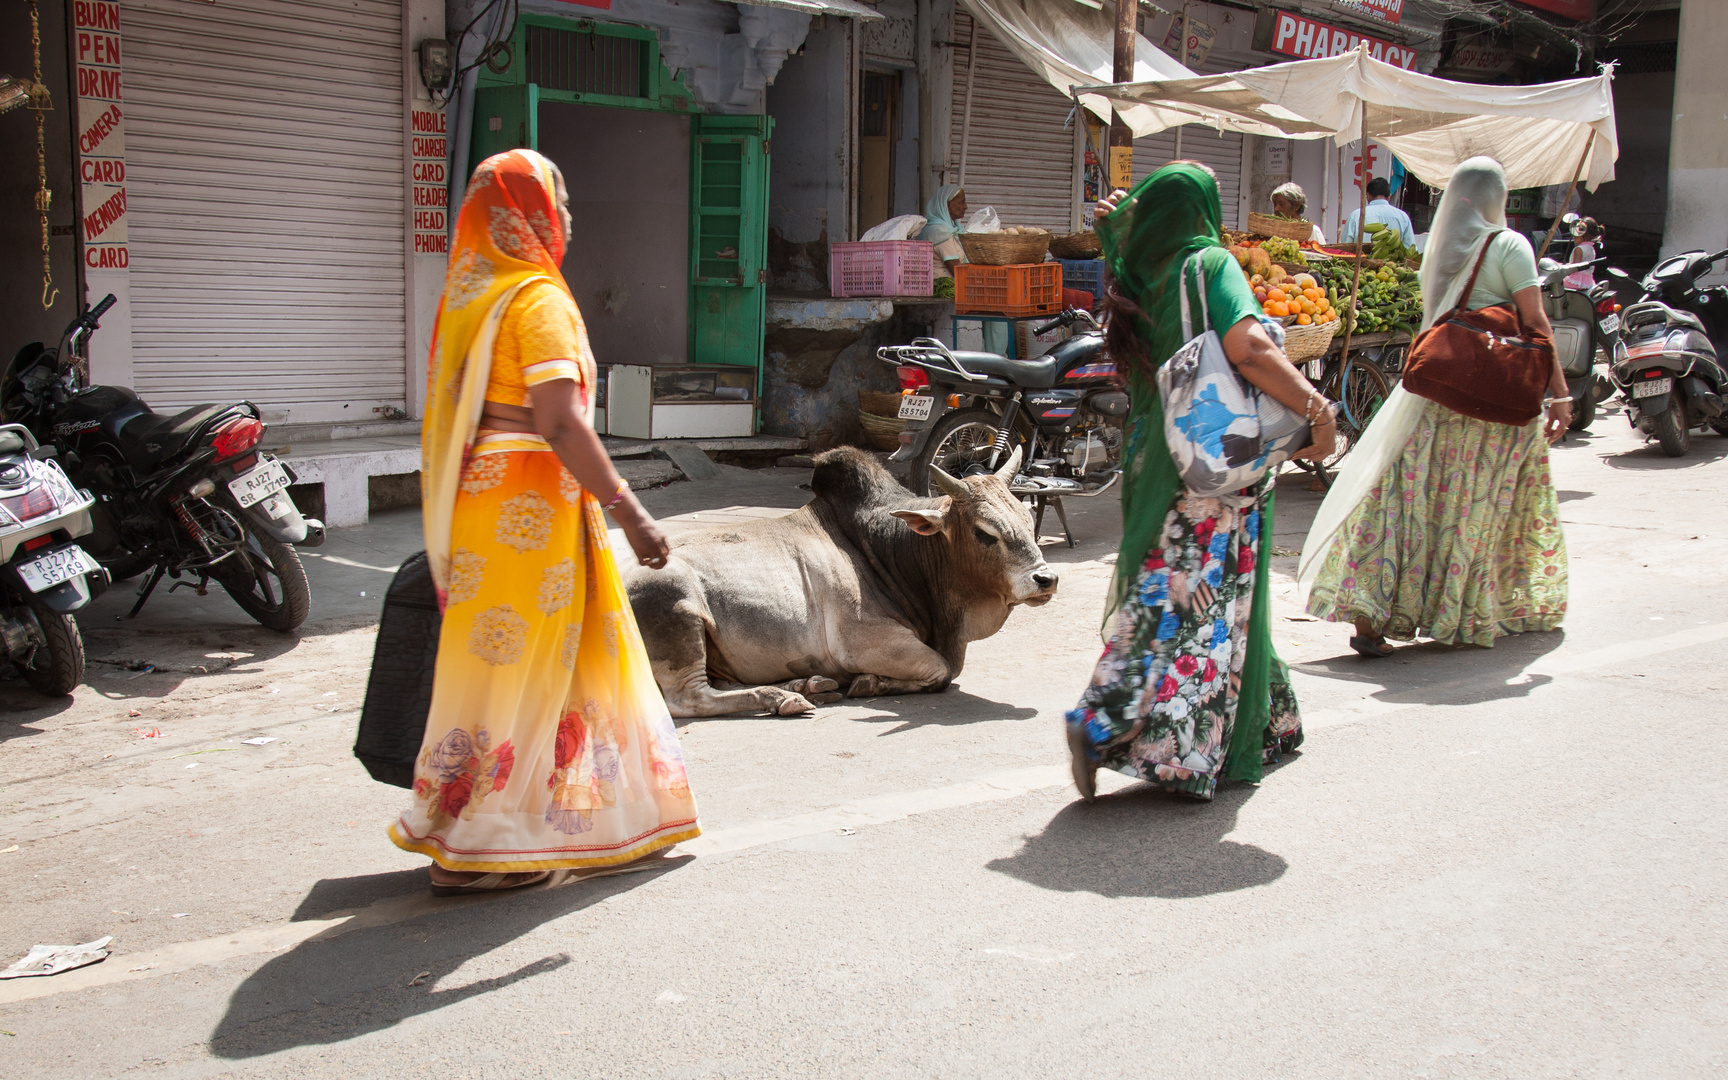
[1349,634,1395,659]
[1067,722,1097,803]
[428,870,552,897]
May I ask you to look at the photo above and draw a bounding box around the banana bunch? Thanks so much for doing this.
[1362,221,1417,263]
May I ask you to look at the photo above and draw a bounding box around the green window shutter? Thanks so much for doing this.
[689,116,771,367]
[470,83,540,172]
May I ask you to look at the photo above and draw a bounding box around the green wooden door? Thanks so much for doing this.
[689,115,771,367]
[470,84,539,171]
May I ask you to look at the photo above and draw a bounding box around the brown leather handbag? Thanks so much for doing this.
[1401,231,1554,426]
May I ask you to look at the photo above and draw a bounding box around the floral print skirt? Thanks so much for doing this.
[1067,488,1302,801]
[1306,400,1568,647]
[389,449,700,872]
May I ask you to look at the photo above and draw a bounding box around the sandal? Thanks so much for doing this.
[1349,634,1395,659]
[428,870,552,896]
[1067,722,1097,803]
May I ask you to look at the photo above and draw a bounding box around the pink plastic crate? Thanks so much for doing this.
[829,240,936,297]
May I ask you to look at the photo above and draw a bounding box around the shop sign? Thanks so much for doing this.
[73,0,128,269]
[1513,0,1593,19]
[1449,43,1516,74]
[1335,0,1403,25]
[1268,10,1417,70]
[1161,14,1216,68]
[410,108,448,254]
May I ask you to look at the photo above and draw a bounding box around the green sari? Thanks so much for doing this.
[1065,163,1302,794]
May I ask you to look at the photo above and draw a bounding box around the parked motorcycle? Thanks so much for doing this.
[1536,254,1620,431]
[1609,250,1728,457]
[877,308,1123,544]
[3,295,324,630]
[0,423,108,695]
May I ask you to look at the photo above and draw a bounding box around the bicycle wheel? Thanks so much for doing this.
[1319,357,1393,470]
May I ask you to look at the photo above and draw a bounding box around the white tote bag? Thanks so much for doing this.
[1156,253,1310,499]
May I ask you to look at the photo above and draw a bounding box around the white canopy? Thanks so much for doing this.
[1078,48,1620,191]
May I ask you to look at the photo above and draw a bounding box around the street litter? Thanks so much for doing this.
[134,728,164,738]
[240,736,277,746]
[1284,613,1319,622]
[410,971,431,986]
[839,828,857,836]
[128,964,158,972]
[265,685,280,694]
[0,845,18,854]
[127,709,141,717]
[127,665,156,679]
[170,913,189,919]
[0,936,112,979]
[184,763,198,770]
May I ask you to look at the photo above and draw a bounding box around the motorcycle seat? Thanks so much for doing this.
[117,404,230,466]
[945,351,1062,389]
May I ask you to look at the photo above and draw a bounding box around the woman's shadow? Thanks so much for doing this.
[209,859,682,1059]
[986,774,1289,899]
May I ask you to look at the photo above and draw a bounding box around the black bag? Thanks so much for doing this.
[354,551,441,788]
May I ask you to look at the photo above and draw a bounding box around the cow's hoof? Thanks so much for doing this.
[809,692,844,705]
[803,676,840,695]
[847,674,883,698]
[775,693,816,716]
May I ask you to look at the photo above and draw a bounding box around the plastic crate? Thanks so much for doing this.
[1055,258,1106,303]
[953,262,1064,317]
[829,240,935,297]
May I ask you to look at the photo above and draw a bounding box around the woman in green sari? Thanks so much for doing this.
[1066,163,1335,802]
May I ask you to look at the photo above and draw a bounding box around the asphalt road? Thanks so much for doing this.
[2,406,1726,1078]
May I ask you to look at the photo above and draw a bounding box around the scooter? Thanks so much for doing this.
[4,295,324,629]
[877,307,1124,545]
[0,423,107,695]
[1610,249,1728,458]
[1536,254,1620,431]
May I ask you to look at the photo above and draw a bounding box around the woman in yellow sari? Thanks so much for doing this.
[390,149,700,894]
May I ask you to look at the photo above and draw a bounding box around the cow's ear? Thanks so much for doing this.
[890,497,952,536]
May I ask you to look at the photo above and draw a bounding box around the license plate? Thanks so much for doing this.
[1634,376,1673,399]
[1599,314,1619,334]
[898,394,935,422]
[227,458,292,508]
[16,546,98,593]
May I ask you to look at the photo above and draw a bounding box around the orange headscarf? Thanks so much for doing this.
[421,149,572,598]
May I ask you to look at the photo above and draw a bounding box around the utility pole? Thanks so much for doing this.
[1108,0,1135,195]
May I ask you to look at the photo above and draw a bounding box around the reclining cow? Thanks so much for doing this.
[624,447,1058,717]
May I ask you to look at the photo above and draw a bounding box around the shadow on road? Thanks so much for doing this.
[0,688,76,744]
[1601,437,1728,469]
[209,859,684,1059]
[986,778,1287,898]
[1294,628,1566,707]
[850,688,1040,735]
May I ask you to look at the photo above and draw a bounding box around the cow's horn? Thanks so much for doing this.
[994,445,1024,482]
[929,464,970,498]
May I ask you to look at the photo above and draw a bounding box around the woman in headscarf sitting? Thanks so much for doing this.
[1299,156,1569,657]
[918,184,969,279]
[1064,163,1336,803]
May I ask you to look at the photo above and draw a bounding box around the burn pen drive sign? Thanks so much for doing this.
[74,0,127,269]
[1269,11,1417,70]
[410,108,448,254]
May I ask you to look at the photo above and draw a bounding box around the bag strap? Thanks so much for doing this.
[1178,251,1211,340]
[1449,230,1503,317]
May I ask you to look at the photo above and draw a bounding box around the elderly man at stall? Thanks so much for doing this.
[1341,176,1415,246]
[1270,182,1327,243]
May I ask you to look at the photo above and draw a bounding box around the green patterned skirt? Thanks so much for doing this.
[1307,399,1568,646]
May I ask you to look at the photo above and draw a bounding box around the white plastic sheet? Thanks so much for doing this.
[1080,49,1619,191]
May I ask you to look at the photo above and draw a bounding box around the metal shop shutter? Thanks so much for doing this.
[1132,55,1247,230]
[948,10,1075,234]
[122,0,406,424]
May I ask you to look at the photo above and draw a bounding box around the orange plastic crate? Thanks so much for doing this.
[953,262,1064,317]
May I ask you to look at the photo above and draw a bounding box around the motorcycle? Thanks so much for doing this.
[1609,249,1728,457]
[0,423,108,695]
[877,307,1124,545]
[3,295,324,630]
[1536,254,1620,431]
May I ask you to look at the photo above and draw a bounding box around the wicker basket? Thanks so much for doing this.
[1247,212,1315,242]
[1049,230,1101,260]
[1280,318,1340,363]
[857,409,905,452]
[960,230,1051,266]
[858,389,904,418]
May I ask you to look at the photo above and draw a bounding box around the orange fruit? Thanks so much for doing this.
[1297,313,1313,325]
[1267,288,1287,303]
[1270,301,1290,317]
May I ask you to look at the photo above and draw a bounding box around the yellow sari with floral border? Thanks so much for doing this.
[390,149,698,871]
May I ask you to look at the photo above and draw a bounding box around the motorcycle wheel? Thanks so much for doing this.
[19,598,85,697]
[1568,393,1596,432]
[907,407,1011,496]
[1653,394,1692,457]
[216,529,311,632]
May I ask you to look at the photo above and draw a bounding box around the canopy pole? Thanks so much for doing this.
[1535,140,1592,263]
[1071,91,1085,233]
[957,17,978,188]
[1173,3,1189,160]
[1107,0,1135,192]
[1338,110,1369,377]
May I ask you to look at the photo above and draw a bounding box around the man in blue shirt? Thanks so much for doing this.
[1341,177,1415,246]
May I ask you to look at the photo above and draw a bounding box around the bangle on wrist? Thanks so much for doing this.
[602,478,630,511]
